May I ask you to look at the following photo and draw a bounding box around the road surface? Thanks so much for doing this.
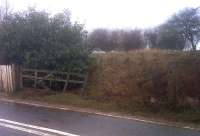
[0,101,199,136]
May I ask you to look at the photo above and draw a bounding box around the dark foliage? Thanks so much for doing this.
[0,8,89,72]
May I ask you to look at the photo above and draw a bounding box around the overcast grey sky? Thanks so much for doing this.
[1,0,200,30]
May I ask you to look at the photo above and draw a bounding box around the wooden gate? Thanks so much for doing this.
[0,66,88,94]
[21,68,88,93]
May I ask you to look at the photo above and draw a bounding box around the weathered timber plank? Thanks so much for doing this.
[22,75,68,82]
[22,68,86,77]
[68,80,84,84]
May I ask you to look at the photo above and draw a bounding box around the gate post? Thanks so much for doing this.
[14,64,22,91]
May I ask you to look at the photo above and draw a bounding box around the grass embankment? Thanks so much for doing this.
[9,49,200,125]
[88,50,200,108]
[10,89,200,126]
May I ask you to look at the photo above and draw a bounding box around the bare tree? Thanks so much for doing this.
[88,29,146,51]
[169,7,200,50]
[121,29,146,51]
[88,29,111,51]
[144,29,159,48]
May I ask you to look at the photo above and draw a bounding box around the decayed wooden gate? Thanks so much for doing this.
[21,68,88,93]
[0,65,88,94]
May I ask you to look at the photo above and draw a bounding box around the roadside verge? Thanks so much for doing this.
[0,97,199,132]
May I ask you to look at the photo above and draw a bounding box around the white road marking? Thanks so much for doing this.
[0,122,55,136]
[0,118,79,136]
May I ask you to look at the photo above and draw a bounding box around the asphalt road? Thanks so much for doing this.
[0,101,199,136]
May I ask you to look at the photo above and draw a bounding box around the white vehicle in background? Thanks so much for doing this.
[91,48,106,55]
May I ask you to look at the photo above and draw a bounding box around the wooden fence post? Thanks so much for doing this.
[13,64,22,91]
[11,64,15,92]
[20,65,23,89]
[34,70,37,88]
[62,72,70,92]
[81,72,88,96]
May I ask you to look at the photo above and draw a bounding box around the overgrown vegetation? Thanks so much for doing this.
[87,50,200,111]
[0,4,200,126]
[7,48,200,125]
[10,87,200,125]
[0,8,90,71]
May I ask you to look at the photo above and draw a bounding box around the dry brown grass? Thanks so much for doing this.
[9,49,200,125]
[87,49,200,110]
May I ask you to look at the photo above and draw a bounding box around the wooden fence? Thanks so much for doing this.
[21,68,88,93]
[0,65,16,93]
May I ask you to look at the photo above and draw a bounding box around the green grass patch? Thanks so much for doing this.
[8,89,200,126]
[9,89,124,113]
